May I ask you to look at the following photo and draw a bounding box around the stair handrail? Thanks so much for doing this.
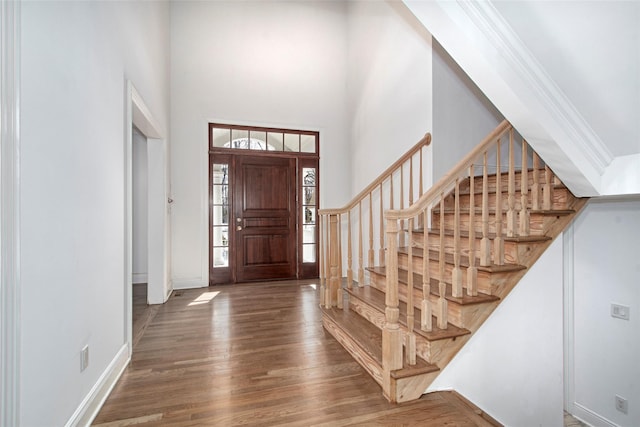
[386,120,510,221]
[319,133,431,216]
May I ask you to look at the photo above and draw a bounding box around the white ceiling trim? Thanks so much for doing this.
[458,1,614,173]
[403,0,621,195]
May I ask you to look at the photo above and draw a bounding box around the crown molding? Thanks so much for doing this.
[457,0,614,174]
[1,0,21,425]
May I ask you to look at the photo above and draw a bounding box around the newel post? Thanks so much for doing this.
[326,213,341,308]
[382,217,403,398]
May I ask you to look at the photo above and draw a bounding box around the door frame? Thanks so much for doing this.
[208,123,320,285]
[1,1,21,423]
[125,82,170,354]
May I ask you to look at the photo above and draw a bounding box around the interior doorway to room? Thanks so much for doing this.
[209,124,319,285]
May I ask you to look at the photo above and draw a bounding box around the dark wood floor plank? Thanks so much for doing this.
[93,280,500,426]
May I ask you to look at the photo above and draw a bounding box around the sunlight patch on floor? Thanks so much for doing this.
[188,291,220,306]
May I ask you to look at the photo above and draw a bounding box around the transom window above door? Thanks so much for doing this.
[210,124,318,154]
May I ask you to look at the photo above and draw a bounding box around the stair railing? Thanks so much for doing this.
[318,133,432,308]
[383,120,557,375]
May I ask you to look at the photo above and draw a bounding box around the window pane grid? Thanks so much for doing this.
[212,163,230,268]
[210,125,317,154]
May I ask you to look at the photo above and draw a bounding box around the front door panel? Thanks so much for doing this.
[234,155,296,282]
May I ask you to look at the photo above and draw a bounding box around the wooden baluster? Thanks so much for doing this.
[319,214,325,306]
[368,194,374,271]
[383,218,403,385]
[419,148,424,229]
[378,183,385,267]
[506,130,517,237]
[327,214,340,308]
[467,166,478,296]
[324,214,331,306]
[390,173,394,210]
[494,140,505,266]
[532,152,541,210]
[437,193,448,329]
[480,152,491,267]
[452,178,463,298]
[409,157,414,206]
[399,166,405,247]
[379,183,385,266]
[421,207,432,331]
[358,201,364,285]
[519,140,530,236]
[543,165,553,210]
[406,218,416,365]
[419,148,424,198]
[337,214,345,309]
[337,214,344,289]
[346,211,353,291]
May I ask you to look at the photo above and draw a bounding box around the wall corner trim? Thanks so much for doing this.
[1,0,21,425]
[64,344,130,427]
[457,0,614,174]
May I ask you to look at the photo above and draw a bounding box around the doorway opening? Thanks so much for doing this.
[125,82,169,355]
[209,123,319,284]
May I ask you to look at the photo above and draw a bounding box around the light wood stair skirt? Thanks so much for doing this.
[318,120,587,403]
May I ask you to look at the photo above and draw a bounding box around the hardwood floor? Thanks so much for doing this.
[93,280,500,426]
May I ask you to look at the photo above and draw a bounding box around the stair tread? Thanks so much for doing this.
[321,306,439,377]
[364,267,500,306]
[413,228,552,244]
[346,285,472,342]
[395,247,527,273]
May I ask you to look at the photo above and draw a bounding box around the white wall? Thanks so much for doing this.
[567,199,640,427]
[431,39,503,182]
[346,0,433,195]
[19,1,169,425]
[427,237,565,426]
[132,128,148,284]
[170,1,350,288]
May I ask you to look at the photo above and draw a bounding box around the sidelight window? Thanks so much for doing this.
[302,168,316,263]
[211,163,229,267]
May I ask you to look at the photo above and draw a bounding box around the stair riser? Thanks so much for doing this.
[431,211,560,236]
[460,170,557,193]
[321,314,384,386]
[348,295,466,366]
[445,187,570,211]
[364,276,495,330]
[393,253,495,295]
[409,233,523,265]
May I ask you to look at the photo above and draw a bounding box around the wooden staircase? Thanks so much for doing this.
[318,121,587,403]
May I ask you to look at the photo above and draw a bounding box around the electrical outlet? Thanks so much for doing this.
[80,345,89,372]
[615,395,628,414]
[611,303,630,320]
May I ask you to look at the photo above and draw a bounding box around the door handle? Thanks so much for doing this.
[236,225,242,231]
[236,217,242,231]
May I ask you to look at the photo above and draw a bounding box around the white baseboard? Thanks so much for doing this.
[65,344,130,427]
[132,273,148,284]
[572,402,618,427]
[172,277,207,290]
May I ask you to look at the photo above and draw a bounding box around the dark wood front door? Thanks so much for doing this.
[233,155,297,282]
